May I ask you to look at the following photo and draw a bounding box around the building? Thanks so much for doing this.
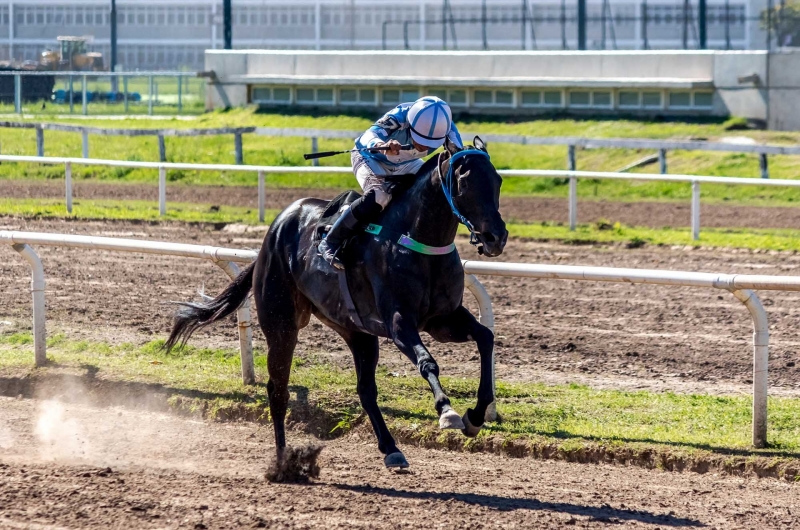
[206,49,800,130]
[0,0,771,72]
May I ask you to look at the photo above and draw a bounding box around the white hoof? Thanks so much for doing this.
[439,408,466,430]
[461,409,482,438]
[384,452,409,469]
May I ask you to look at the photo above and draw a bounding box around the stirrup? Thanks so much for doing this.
[318,238,345,270]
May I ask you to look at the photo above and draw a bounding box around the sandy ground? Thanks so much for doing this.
[4,179,800,230]
[2,216,800,398]
[1,396,799,529]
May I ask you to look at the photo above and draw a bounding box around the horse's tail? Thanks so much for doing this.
[164,261,256,352]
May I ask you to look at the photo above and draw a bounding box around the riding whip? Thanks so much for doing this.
[303,144,413,160]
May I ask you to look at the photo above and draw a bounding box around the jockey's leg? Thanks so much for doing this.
[318,188,386,270]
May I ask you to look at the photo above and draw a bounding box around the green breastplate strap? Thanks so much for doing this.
[363,224,456,256]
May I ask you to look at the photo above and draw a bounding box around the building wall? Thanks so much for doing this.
[205,49,800,130]
[0,0,761,70]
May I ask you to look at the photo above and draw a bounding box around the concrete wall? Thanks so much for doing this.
[205,50,800,130]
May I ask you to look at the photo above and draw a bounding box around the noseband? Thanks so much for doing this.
[439,148,491,250]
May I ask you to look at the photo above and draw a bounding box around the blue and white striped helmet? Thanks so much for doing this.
[408,96,452,149]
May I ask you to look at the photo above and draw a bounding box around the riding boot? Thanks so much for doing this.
[318,206,360,270]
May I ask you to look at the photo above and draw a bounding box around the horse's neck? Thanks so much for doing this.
[388,166,459,247]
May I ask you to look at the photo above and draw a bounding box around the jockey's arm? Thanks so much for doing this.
[447,121,465,149]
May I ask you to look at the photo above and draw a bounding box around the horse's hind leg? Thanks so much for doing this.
[424,306,495,438]
[253,262,311,462]
[344,331,407,469]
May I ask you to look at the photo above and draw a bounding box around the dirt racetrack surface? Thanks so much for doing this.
[2,216,800,397]
[1,396,799,529]
[4,179,800,230]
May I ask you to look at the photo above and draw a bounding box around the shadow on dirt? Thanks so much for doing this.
[332,484,703,527]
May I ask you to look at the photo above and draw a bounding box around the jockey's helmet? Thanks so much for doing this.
[408,96,453,149]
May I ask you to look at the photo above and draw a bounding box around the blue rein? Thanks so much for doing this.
[441,148,490,237]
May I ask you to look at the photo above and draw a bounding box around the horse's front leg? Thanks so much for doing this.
[424,306,495,438]
[390,311,465,431]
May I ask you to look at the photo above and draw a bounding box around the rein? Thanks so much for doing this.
[439,148,491,249]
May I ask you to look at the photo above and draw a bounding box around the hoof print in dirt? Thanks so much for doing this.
[265,444,323,483]
[384,451,410,471]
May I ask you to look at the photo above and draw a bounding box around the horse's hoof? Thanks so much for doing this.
[439,408,466,430]
[461,409,482,438]
[384,452,409,469]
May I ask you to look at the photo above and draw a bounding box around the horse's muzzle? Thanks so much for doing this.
[473,228,508,257]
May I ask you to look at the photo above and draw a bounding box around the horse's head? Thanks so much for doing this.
[440,136,508,257]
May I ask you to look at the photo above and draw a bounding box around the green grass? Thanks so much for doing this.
[2,331,800,461]
[2,108,800,206]
[5,197,800,253]
[0,197,279,224]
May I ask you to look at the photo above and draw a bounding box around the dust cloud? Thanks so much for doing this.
[34,400,91,461]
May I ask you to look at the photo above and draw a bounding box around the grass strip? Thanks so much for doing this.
[2,108,800,204]
[4,197,800,253]
[1,332,799,480]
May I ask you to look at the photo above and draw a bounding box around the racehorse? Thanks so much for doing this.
[164,137,508,471]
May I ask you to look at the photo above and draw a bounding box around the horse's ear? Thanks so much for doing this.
[444,136,461,156]
[473,136,488,153]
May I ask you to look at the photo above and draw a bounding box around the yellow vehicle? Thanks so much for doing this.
[40,36,104,71]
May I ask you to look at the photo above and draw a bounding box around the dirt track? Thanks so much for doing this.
[2,216,800,396]
[1,396,798,529]
[5,179,800,229]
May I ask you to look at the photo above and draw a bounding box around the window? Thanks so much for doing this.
[668,92,691,108]
[619,91,639,107]
[543,91,562,106]
[448,90,467,106]
[252,87,272,102]
[642,92,662,108]
[400,89,418,101]
[427,89,447,100]
[273,88,291,102]
[359,89,375,103]
[474,90,493,105]
[569,91,590,106]
[340,89,358,103]
[495,90,513,106]
[296,88,315,102]
[593,91,611,107]
[521,91,542,106]
[382,89,400,104]
[317,89,334,102]
[693,92,713,108]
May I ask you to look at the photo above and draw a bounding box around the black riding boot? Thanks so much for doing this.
[318,206,360,270]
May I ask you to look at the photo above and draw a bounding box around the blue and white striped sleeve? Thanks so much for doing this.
[447,121,464,148]
[356,105,406,148]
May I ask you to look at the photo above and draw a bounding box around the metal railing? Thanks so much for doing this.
[5,230,800,447]
[0,71,203,116]
[1,153,799,240]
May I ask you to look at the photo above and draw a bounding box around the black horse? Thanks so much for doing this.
[165,137,508,470]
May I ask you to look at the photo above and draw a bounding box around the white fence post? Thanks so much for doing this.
[568,176,577,231]
[81,75,88,116]
[311,137,319,167]
[12,243,46,367]
[159,166,166,216]
[258,170,266,223]
[65,162,73,214]
[35,126,44,157]
[13,74,21,114]
[81,129,89,159]
[216,260,255,385]
[691,180,700,240]
[731,289,769,449]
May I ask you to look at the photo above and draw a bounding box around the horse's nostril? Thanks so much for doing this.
[481,233,497,243]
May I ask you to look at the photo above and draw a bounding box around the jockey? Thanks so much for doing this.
[318,96,464,270]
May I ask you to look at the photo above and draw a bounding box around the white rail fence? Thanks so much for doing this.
[3,154,800,240]
[6,122,799,178]
[4,230,800,448]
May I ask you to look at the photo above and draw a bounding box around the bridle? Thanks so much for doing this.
[438,148,491,253]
